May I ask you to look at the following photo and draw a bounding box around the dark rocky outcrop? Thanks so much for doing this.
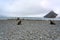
[50,20,55,25]
[44,11,58,18]
[17,20,21,25]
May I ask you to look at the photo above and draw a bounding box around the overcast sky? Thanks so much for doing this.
[0,0,60,17]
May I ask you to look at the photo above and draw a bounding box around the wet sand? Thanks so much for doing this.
[0,19,60,40]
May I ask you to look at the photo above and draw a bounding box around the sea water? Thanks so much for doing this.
[0,17,60,20]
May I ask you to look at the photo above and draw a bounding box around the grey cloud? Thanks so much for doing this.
[0,0,51,17]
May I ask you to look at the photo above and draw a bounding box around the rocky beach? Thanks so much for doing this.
[0,19,60,40]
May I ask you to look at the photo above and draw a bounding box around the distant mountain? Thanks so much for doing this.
[44,11,57,18]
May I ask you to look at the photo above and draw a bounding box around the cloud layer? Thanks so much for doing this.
[0,0,60,17]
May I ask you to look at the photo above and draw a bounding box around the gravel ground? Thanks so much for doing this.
[0,19,60,40]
